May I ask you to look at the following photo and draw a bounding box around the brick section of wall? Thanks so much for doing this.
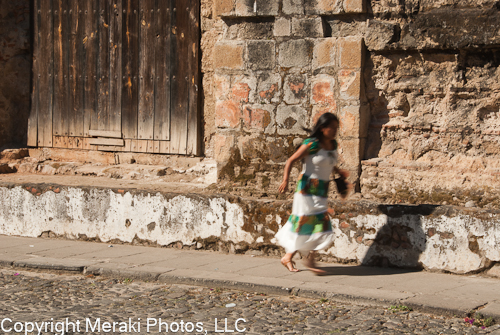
[213,41,246,71]
[212,1,366,188]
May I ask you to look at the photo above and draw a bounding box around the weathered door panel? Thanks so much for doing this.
[28,0,201,155]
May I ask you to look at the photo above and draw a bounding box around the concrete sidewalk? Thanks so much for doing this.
[1,235,500,319]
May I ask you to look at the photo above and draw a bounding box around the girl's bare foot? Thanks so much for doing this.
[303,252,326,276]
[281,256,299,272]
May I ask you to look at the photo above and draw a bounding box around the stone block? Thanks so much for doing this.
[235,0,255,16]
[226,21,274,40]
[304,0,342,15]
[247,40,276,71]
[338,69,361,101]
[344,0,365,13]
[215,100,241,129]
[311,74,336,106]
[313,38,337,69]
[278,39,313,68]
[283,0,304,15]
[213,134,236,163]
[365,20,396,51]
[339,37,364,69]
[339,105,360,138]
[292,17,324,38]
[256,0,279,16]
[214,0,235,17]
[256,72,281,104]
[242,104,275,133]
[276,105,309,135]
[214,41,246,71]
[337,138,362,171]
[311,105,337,125]
[284,73,308,105]
[232,75,257,103]
[214,74,231,102]
[274,18,291,37]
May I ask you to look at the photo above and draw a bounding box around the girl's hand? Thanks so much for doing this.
[278,180,289,193]
[338,169,350,179]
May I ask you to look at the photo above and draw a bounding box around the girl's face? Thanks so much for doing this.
[321,120,339,140]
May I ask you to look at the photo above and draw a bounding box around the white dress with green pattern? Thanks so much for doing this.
[276,137,336,253]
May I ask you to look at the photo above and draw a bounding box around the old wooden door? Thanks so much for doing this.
[28,0,201,155]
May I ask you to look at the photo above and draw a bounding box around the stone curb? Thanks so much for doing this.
[0,261,492,319]
[13,260,85,272]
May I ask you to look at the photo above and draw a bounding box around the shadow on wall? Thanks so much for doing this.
[361,204,438,269]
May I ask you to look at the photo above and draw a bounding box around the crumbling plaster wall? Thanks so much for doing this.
[0,1,31,150]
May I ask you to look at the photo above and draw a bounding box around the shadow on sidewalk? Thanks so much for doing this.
[309,265,422,276]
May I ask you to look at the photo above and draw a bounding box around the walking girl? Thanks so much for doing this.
[276,113,350,274]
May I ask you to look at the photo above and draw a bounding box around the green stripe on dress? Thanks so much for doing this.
[296,174,330,197]
[289,213,332,235]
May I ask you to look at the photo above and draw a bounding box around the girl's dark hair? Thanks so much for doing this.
[304,112,339,140]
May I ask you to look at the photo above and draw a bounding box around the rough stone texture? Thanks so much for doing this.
[339,37,364,69]
[284,73,308,105]
[247,40,276,70]
[213,41,246,70]
[0,1,31,150]
[344,0,366,13]
[291,17,324,38]
[313,38,337,69]
[273,18,291,37]
[256,72,282,104]
[276,105,309,135]
[283,0,304,15]
[278,39,314,68]
[304,0,343,15]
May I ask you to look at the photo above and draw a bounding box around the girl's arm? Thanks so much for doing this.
[278,144,310,193]
[333,166,350,179]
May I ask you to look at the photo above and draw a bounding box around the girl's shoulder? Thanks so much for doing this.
[302,137,320,155]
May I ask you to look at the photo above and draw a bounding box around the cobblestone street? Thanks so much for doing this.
[0,269,499,335]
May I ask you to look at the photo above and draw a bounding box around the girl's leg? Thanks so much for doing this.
[303,251,326,275]
[281,251,299,272]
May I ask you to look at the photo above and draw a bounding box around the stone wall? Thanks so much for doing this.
[361,0,500,207]
[202,0,500,207]
[205,0,369,195]
[0,1,31,150]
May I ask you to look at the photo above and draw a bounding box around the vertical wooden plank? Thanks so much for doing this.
[53,0,69,138]
[138,0,155,141]
[146,140,154,153]
[67,136,75,148]
[69,0,85,137]
[28,0,41,147]
[53,135,62,148]
[97,0,110,131]
[153,140,160,153]
[38,0,54,147]
[169,0,189,154]
[187,0,200,155]
[109,0,122,133]
[85,0,98,135]
[123,139,132,151]
[159,140,170,154]
[121,0,139,140]
[153,0,171,141]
